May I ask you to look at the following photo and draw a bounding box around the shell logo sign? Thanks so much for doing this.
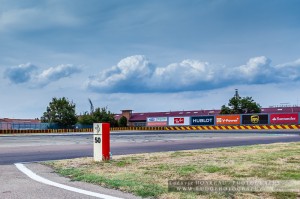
[216,115,240,125]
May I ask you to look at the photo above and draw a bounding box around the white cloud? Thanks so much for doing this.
[235,56,274,83]
[33,64,81,87]
[86,55,300,93]
[149,59,217,91]
[4,63,37,84]
[274,59,300,81]
[87,55,154,93]
[4,63,81,87]
[238,56,271,76]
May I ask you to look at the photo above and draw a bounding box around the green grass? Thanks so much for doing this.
[45,142,300,199]
[272,192,298,199]
[176,165,198,176]
[170,151,195,158]
[56,167,165,198]
[202,165,225,173]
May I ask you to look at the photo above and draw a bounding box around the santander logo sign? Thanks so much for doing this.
[270,114,298,124]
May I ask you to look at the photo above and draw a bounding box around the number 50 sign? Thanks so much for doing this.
[93,123,110,161]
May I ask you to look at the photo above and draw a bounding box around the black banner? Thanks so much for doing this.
[191,116,214,125]
[242,114,268,124]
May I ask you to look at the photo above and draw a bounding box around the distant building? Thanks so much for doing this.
[2,106,300,128]
[0,118,40,130]
[114,106,300,127]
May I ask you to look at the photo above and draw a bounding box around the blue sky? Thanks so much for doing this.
[1,0,300,118]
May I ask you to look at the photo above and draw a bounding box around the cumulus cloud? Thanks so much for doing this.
[86,55,223,93]
[33,64,81,87]
[4,63,37,84]
[87,55,154,93]
[86,55,300,93]
[149,59,219,92]
[4,63,81,87]
[274,59,300,81]
[235,56,274,83]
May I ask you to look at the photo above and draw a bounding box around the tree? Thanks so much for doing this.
[77,99,118,127]
[220,90,261,114]
[77,111,94,125]
[220,105,231,114]
[119,116,128,127]
[93,107,116,124]
[41,97,77,128]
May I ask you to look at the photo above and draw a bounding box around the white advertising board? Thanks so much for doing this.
[168,117,190,126]
[146,117,168,126]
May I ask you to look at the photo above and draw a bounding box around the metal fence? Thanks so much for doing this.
[0,122,93,130]
[0,122,49,130]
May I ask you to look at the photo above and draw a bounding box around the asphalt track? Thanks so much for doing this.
[1,131,300,199]
[1,131,300,165]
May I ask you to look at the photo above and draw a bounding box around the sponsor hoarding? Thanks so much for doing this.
[216,115,241,125]
[147,117,168,126]
[242,114,268,125]
[270,113,299,124]
[191,116,214,125]
[168,117,190,126]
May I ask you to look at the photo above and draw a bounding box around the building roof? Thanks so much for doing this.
[128,109,219,121]
[0,118,40,123]
[115,106,300,122]
[261,107,300,113]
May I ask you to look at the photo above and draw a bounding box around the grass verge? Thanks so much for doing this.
[45,142,300,199]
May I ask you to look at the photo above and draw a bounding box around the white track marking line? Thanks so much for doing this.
[15,163,123,199]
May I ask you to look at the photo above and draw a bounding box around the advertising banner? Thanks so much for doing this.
[191,116,214,125]
[216,115,241,125]
[242,114,268,125]
[147,117,168,126]
[168,117,190,126]
[270,113,299,124]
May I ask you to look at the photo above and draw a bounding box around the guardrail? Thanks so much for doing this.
[0,128,93,134]
[165,124,300,130]
[111,126,166,131]
[0,125,299,134]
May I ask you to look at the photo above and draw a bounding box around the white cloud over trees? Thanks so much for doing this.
[5,55,300,93]
[4,63,81,87]
[86,55,300,93]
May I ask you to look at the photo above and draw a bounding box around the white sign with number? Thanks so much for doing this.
[93,123,102,161]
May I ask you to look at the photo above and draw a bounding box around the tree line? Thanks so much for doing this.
[41,97,128,128]
[41,90,261,128]
[220,90,261,114]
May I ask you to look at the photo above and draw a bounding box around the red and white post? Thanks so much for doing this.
[93,123,110,161]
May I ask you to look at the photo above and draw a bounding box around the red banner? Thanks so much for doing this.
[270,113,298,124]
[147,122,167,126]
[216,115,240,125]
[174,117,184,124]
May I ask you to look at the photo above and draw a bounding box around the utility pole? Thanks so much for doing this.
[235,89,239,99]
